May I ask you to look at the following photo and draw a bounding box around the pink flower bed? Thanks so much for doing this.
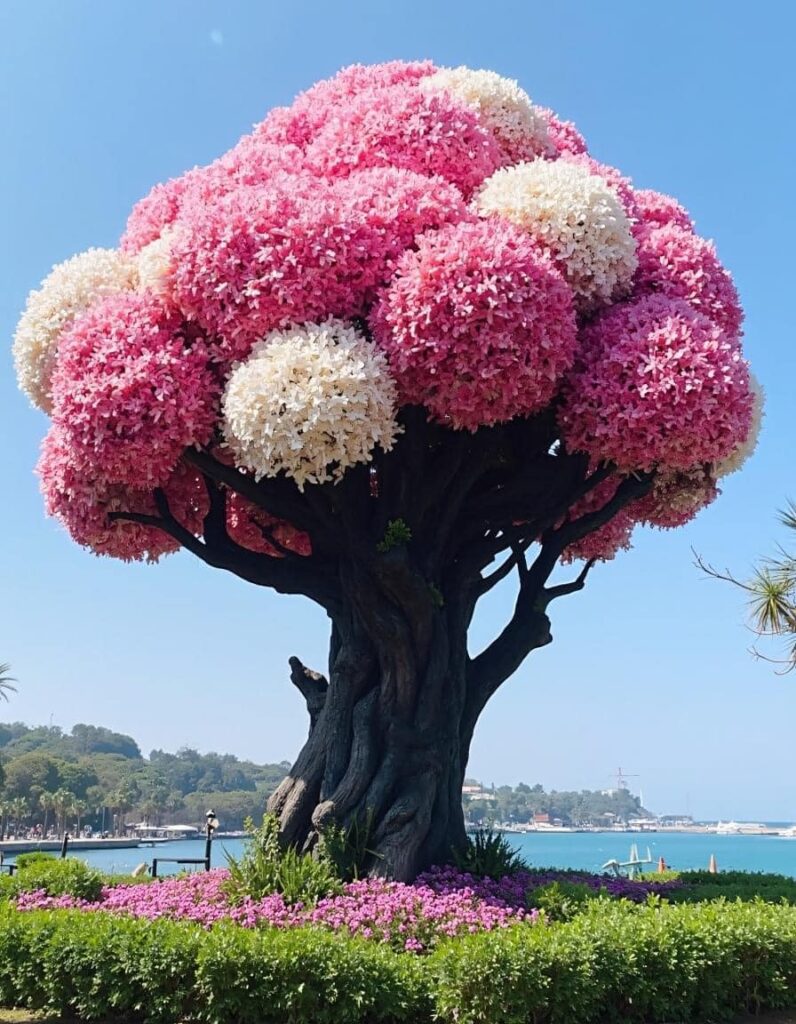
[14,868,537,953]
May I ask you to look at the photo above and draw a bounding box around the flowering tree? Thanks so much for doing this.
[14,62,760,879]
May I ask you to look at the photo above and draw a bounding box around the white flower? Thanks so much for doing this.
[222,319,400,490]
[419,66,552,161]
[135,227,178,297]
[13,248,137,412]
[715,372,764,478]
[474,160,637,311]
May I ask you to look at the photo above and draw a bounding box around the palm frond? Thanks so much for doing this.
[747,570,796,636]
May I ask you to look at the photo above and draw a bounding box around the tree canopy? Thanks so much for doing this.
[13,62,758,877]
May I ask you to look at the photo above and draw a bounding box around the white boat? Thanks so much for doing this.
[715,821,769,835]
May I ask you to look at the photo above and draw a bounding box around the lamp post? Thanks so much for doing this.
[204,810,219,871]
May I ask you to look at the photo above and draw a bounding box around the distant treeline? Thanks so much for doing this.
[463,780,650,826]
[0,721,290,834]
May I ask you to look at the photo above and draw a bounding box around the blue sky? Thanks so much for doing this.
[1,0,794,820]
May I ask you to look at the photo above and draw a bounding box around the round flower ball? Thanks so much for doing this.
[536,107,588,156]
[50,292,219,488]
[715,371,764,478]
[475,160,637,312]
[226,493,311,556]
[370,218,577,430]
[256,60,435,149]
[632,189,694,235]
[634,224,743,341]
[221,319,400,490]
[37,427,181,562]
[172,181,393,363]
[559,293,754,473]
[14,248,137,412]
[303,81,505,197]
[418,66,552,163]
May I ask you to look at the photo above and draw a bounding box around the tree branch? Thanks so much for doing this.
[541,559,596,607]
[288,656,328,732]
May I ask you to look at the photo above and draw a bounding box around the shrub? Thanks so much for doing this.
[224,813,342,905]
[452,828,528,879]
[525,880,602,922]
[671,870,796,905]
[13,851,57,870]
[195,923,429,1023]
[11,857,104,901]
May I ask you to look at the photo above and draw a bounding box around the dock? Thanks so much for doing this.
[0,837,171,855]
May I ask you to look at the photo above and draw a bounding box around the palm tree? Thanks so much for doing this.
[39,791,56,838]
[699,503,796,671]
[72,798,87,836]
[52,789,75,837]
[0,663,16,703]
[10,797,28,837]
[0,800,8,840]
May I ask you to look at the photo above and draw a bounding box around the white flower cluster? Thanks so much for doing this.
[474,160,637,311]
[222,319,400,490]
[13,248,137,412]
[419,66,551,160]
[135,228,177,297]
[715,372,764,478]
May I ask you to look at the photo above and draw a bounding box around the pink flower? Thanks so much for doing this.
[634,224,743,340]
[559,294,753,473]
[371,218,577,430]
[50,292,219,488]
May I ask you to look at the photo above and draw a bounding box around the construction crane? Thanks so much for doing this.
[611,767,640,792]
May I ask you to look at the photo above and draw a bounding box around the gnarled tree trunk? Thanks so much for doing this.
[268,554,554,881]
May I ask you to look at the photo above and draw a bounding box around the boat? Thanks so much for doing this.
[715,821,771,835]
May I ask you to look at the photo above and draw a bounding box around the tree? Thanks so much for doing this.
[13,62,758,879]
[0,664,16,704]
[699,502,796,671]
[52,789,75,838]
[39,791,56,837]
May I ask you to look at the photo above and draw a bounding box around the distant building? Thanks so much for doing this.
[532,813,550,825]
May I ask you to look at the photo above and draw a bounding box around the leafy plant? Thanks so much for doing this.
[376,518,412,553]
[452,828,528,878]
[12,857,104,901]
[13,851,57,870]
[320,808,381,882]
[526,880,602,921]
[224,813,342,905]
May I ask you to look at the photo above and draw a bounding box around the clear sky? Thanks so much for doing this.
[1,0,794,821]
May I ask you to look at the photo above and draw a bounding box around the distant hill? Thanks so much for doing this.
[0,720,290,833]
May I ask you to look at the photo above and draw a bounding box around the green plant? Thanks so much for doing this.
[526,880,602,922]
[12,857,104,901]
[320,809,381,882]
[224,813,342,905]
[376,518,412,553]
[13,851,57,870]
[452,828,528,878]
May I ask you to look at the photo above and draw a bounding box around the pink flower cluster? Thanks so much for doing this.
[14,869,536,953]
[50,292,218,487]
[371,218,577,429]
[559,294,753,474]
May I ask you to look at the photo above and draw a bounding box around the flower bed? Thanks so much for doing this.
[12,866,679,952]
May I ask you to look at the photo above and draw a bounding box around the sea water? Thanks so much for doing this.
[19,830,796,878]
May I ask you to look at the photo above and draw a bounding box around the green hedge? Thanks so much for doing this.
[3,898,796,1022]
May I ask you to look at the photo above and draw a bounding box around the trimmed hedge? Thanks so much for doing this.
[3,897,796,1022]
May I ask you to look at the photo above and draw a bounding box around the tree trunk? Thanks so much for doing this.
[268,556,475,882]
[264,552,545,880]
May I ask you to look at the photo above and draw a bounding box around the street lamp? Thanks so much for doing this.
[204,809,219,871]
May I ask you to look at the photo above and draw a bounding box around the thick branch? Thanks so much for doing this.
[288,656,328,732]
[541,559,596,607]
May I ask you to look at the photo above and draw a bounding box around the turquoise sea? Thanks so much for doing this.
[11,830,796,878]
